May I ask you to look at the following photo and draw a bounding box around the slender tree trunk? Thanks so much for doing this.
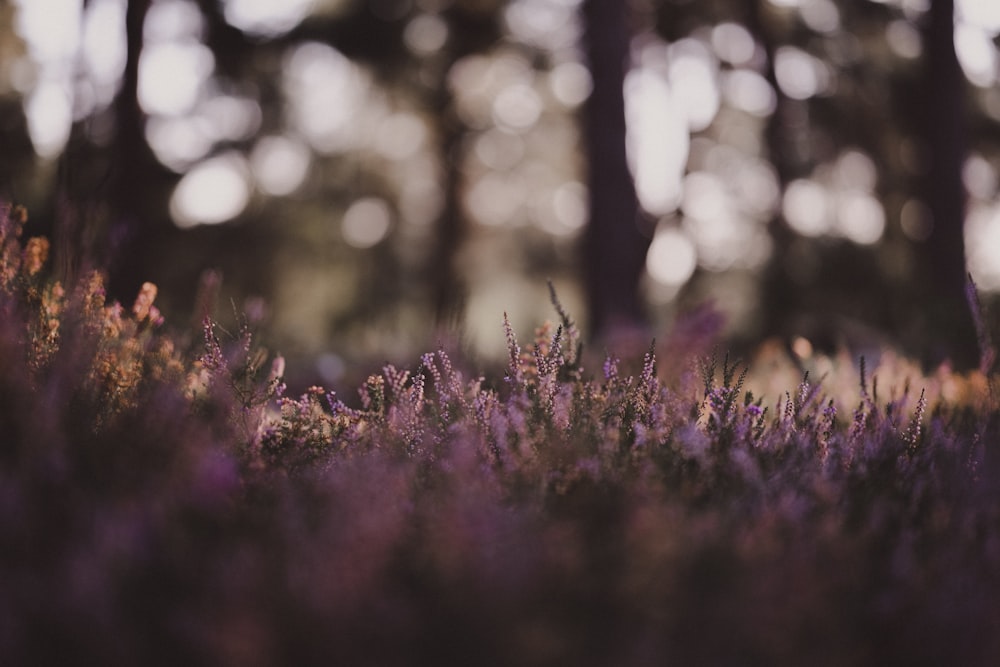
[106,0,154,301]
[427,9,498,328]
[581,0,649,338]
[918,0,978,368]
[748,0,802,344]
[429,63,465,328]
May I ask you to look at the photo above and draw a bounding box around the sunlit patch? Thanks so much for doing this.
[954,23,998,88]
[251,135,311,197]
[966,202,1000,290]
[711,22,756,66]
[886,20,922,60]
[404,13,449,55]
[549,60,592,108]
[341,197,393,248]
[646,227,697,287]
[835,191,885,245]
[171,153,251,228]
[625,67,688,215]
[783,179,830,237]
[223,0,315,38]
[774,46,831,100]
[721,69,776,117]
[373,112,427,161]
[284,42,368,153]
[139,42,214,116]
[25,81,72,159]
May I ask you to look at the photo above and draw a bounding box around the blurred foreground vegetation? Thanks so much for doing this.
[3,202,1000,665]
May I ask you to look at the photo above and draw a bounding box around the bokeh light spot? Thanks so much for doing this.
[646,227,697,287]
[82,0,127,105]
[886,20,922,59]
[170,153,251,228]
[146,115,214,170]
[251,135,311,197]
[373,112,427,161]
[955,23,998,87]
[25,81,72,159]
[625,67,688,215]
[668,38,720,131]
[550,181,587,235]
[963,154,998,200]
[721,69,776,117]
[967,203,1000,290]
[223,0,315,38]
[711,22,756,66]
[549,61,592,107]
[836,191,885,245]
[341,198,393,248]
[800,0,840,33]
[139,42,214,116]
[774,46,829,100]
[958,0,1000,34]
[404,13,448,55]
[783,179,830,236]
[12,0,82,63]
[285,42,368,153]
[492,83,543,132]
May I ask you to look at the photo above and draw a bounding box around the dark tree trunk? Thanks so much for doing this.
[427,9,498,327]
[917,0,978,368]
[106,0,155,302]
[749,0,803,345]
[581,0,650,338]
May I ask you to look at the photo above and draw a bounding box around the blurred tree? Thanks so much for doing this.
[582,0,651,338]
[915,0,978,368]
[4,0,998,370]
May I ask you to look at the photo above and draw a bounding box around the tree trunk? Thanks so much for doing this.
[917,0,978,368]
[581,0,649,338]
[106,0,155,302]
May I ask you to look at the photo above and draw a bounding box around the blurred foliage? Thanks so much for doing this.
[0,0,998,383]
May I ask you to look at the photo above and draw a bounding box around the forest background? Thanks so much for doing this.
[1,0,999,390]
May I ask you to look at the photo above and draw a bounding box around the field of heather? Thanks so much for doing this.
[2,201,999,665]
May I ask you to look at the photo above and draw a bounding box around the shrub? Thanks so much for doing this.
[1,201,999,665]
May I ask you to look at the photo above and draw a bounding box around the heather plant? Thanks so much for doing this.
[2,200,1000,665]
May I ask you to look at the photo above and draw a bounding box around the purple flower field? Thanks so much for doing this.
[2,202,999,665]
